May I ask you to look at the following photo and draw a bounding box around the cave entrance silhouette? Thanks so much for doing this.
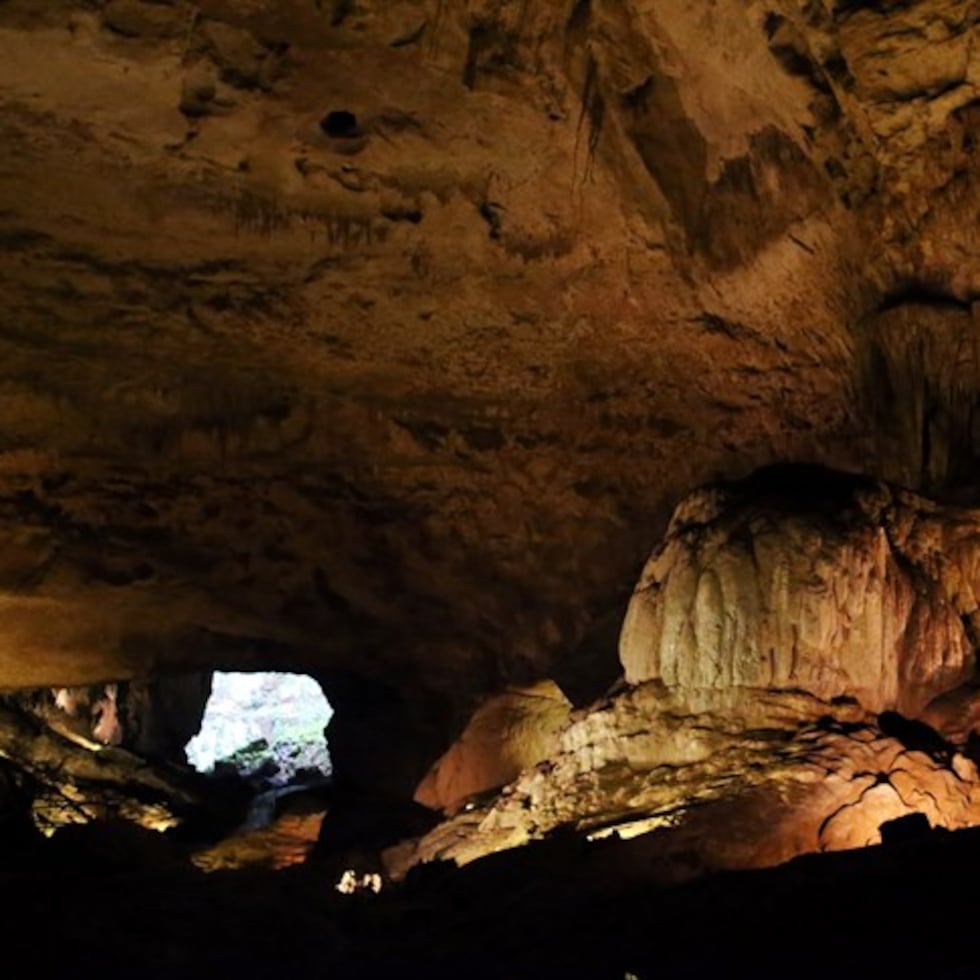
[185,672,333,789]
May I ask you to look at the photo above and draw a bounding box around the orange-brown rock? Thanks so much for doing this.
[414,680,571,813]
[191,794,326,872]
[0,1,979,791]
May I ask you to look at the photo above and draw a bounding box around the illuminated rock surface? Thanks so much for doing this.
[190,793,326,872]
[392,683,980,881]
[413,680,572,813]
[621,467,980,713]
[0,1,980,974]
[0,696,238,837]
[395,471,980,880]
[0,0,977,744]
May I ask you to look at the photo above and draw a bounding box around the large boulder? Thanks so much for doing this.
[414,680,572,813]
[620,466,980,715]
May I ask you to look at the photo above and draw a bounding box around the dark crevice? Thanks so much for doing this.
[876,283,974,314]
[823,53,855,91]
[568,0,591,35]
[381,207,423,224]
[763,11,783,39]
[478,201,504,240]
[877,711,955,766]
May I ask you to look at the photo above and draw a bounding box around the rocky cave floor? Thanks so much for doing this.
[2,815,980,980]
[5,676,980,980]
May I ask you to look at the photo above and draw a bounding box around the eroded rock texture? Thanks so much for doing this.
[396,469,980,879]
[0,696,238,836]
[0,1,979,787]
[390,684,980,881]
[414,679,571,812]
[13,674,211,761]
[621,467,980,713]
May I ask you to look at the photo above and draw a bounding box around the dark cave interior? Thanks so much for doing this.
[3,0,980,976]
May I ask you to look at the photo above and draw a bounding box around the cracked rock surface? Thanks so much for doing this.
[389,683,980,881]
[391,469,980,878]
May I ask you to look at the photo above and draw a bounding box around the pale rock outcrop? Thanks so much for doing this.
[386,468,980,880]
[620,467,980,714]
[414,680,571,813]
[387,683,980,881]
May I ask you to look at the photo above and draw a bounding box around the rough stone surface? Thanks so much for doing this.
[0,697,241,836]
[8,3,980,935]
[386,683,980,881]
[17,674,212,762]
[0,1,979,785]
[191,793,326,872]
[414,680,571,813]
[621,467,980,714]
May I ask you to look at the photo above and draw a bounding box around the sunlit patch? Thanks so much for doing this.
[585,812,682,842]
[335,869,383,895]
[185,671,333,786]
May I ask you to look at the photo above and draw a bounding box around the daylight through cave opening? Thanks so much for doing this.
[185,672,333,790]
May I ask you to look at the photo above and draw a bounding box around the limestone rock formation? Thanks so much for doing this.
[857,300,980,495]
[0,3,980,971]
[0,696,244,837]
[621,467,980,714]
[0,0,977,751]
[15,675,212,761]
[191,792,326,872]
[385,469,980,881]
[921,682,980,743]
[387,683,980,882]
[0,0,978,803]
[414,680,572,813]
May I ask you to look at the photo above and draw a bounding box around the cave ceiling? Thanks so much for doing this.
[0,0,978,714]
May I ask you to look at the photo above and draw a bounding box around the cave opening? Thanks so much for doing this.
[185,671,333,792]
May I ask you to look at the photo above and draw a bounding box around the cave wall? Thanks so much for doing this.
[858,300,980,495]
[10,673,212,761]
[0,0,977,781]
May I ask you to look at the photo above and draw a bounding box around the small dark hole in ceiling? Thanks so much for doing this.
[320,111,360,138]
